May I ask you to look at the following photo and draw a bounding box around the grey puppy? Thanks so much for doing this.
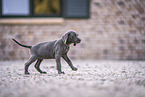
[12,30,81,74]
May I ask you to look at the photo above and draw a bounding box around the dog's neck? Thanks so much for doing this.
[61,39,70,47]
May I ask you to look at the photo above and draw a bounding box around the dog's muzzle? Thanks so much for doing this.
[74,38,81,46]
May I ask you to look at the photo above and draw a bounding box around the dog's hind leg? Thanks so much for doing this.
[25,56,37,75]
[34,59,47,74]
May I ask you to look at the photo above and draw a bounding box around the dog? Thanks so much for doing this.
[12,30,81,74]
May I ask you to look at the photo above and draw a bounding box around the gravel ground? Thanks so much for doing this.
[0,60,145,97]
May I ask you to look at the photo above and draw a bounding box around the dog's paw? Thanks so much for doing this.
[25,72,30,75]
[41,71,47,74]
[58,71,65,74]
[72,67,78,71]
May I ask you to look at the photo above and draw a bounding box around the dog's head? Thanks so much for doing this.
[62,30,81,46]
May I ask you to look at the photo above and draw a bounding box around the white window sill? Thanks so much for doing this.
[0,18,64,25]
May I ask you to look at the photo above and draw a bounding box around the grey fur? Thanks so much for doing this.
[12,30,81,74]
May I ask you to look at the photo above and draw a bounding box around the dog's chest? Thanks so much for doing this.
[63,46,69,54]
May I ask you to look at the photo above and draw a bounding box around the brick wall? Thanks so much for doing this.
[0,0,145,60]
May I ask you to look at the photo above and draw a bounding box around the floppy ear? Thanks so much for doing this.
[62,32,70,45]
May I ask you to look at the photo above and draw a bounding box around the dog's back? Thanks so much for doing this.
[31,40,57,59]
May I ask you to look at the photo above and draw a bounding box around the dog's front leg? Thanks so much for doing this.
[62,55,78,71]
[55,55,65,74]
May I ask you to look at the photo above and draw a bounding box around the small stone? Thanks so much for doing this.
[50,66,55,68]
[78,78,84,80]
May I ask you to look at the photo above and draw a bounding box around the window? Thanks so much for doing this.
[63,0,90,18]
[34,0,61,16]
[2,0,29,15]
[0,0,90,18]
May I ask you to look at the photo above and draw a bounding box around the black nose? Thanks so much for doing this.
[78,38,81,42]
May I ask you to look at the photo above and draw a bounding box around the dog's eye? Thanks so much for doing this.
[74,35,77,38]
[74,34,78,37]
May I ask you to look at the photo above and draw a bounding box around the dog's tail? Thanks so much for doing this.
[12,39,32,49]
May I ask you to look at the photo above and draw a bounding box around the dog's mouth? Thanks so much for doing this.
[73,43,76,46]
[73,41,81,46]
[73,38,81,46]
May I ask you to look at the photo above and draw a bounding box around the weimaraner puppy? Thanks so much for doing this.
[12,30,81,74]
